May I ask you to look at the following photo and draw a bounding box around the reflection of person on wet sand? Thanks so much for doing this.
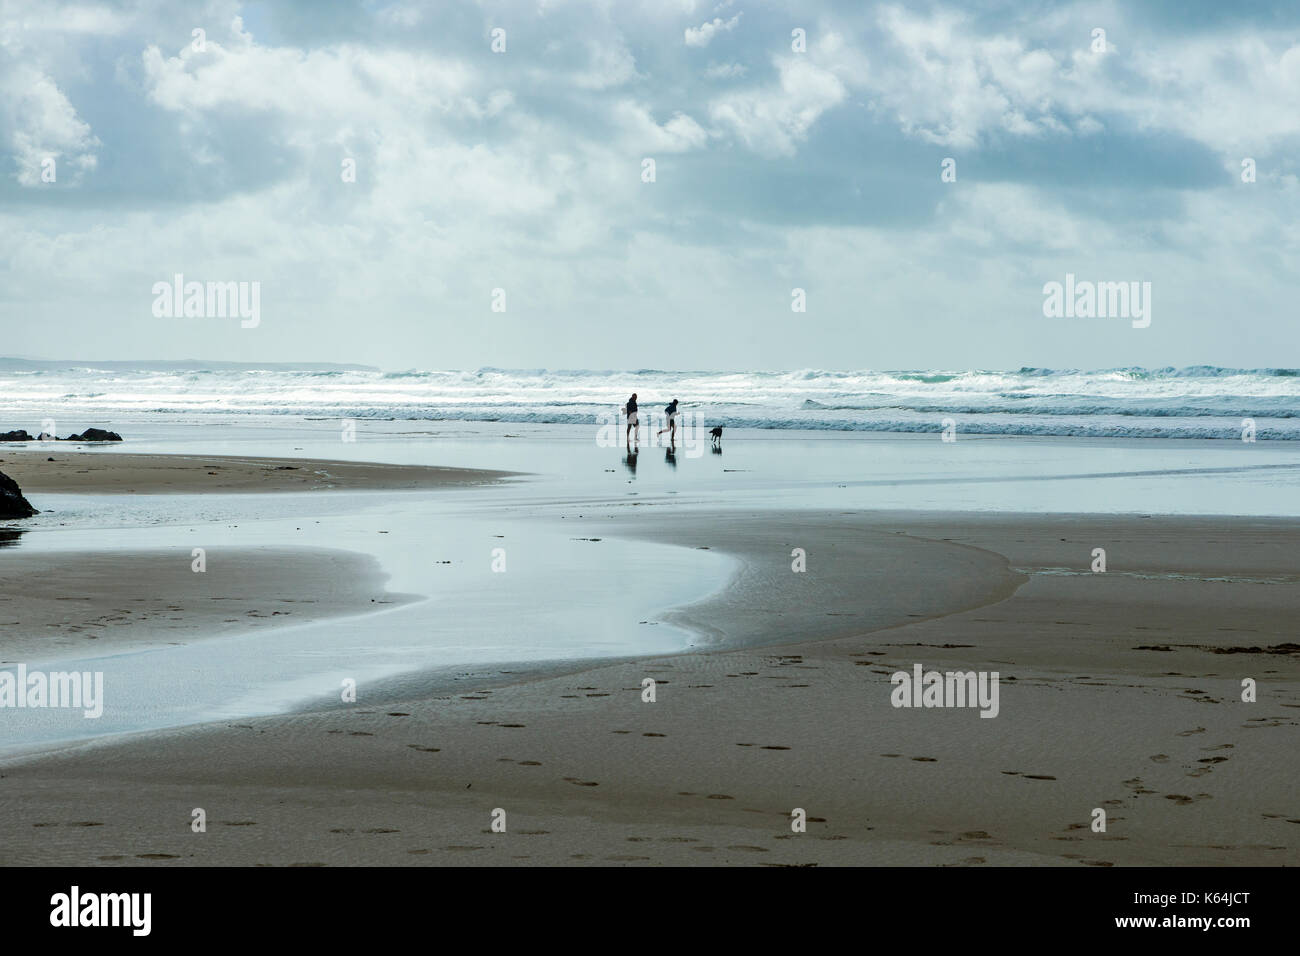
[664,445,676,467]
[624,448,638,474]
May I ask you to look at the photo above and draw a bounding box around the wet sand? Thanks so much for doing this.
[0,450,516,495]
[1,507,1295,866]
[0,547,415,662]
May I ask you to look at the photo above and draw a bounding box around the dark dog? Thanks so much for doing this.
[709,426,723,446]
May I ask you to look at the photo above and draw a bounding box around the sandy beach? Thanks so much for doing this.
[0,450,516,495]
[0,547,417,661]
[1,452,1295,866]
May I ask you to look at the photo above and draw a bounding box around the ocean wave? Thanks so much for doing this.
[3,363,1299,440]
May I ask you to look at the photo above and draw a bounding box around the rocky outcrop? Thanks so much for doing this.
[65,428,123,442]
[0,470,36,518]
[0,427,124,442]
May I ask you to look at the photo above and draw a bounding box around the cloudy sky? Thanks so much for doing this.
[2,0,1298,370]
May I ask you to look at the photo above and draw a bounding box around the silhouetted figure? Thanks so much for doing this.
[624,393,640,447]
[664,445,677,468]
[657,399,680,444]
[624,448,638,475]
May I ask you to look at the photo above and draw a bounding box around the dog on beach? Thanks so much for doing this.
[709,426,723,447]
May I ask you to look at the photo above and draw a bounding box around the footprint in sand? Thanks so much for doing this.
[1149,754,1169,763]
[761,745,790,750]
[1023,774,1056,780]
[223,821,257,827]
[349,731,373,737]
[643,732,666,737]
[136,853,179,859]
[563,777,599,787]
[912,757,938,762]
[518,760,542,766]
[499,723,526,728]
[727,845,769,852]
[1165,794,1194,805]
[606,855,651,861]
[387,712,410,717]
[408,745,440,752]
[363,828,399,834]
[443,845,484,852]
[706,794,734,800]
[1176,727,1206,736]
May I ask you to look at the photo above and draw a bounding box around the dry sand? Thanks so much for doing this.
[1,506,1296,866]
[0,450,515,495]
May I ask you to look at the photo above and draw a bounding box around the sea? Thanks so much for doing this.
[1,362,1298,440]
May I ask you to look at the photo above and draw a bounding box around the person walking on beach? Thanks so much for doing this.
[657,398,680,444]
[624,393,639,447]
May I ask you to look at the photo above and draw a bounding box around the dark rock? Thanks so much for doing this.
[0,430,33,442]
[64,428,123,442]
[0,469,36,519]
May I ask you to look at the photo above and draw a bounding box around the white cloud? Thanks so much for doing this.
[1,64,100,185]
[709,57,846,156]
[685,13,741,48]
[861,4,1300,154]
[614,101,709,152]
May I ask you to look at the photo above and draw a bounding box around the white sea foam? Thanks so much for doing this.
[1,365,1297,439]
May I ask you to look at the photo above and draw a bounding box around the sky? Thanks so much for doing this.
[1,0,1298,371]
